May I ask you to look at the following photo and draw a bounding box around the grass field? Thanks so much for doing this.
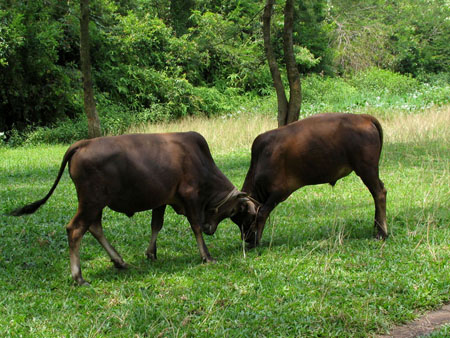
[0,106,449,337]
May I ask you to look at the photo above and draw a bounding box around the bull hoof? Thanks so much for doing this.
[375,231,388,241]
[80,280,91,287]
[113,261,128,269]
[202,257,217,264]
[75,278,90,286]
[146,252,157,261]
[246,243,257,249]
[246,240,260,249]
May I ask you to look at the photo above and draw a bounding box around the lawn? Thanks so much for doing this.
[0,106,449,337]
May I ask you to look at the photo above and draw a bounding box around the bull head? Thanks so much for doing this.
[203,189,259,236]
[229,193,260,244]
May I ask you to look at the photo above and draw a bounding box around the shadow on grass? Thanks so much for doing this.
[383,140,449,168]
[0,198,446,289]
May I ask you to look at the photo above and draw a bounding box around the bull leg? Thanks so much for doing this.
[373,179,388,239]
[146,205,166,261]
[89,220,127,269]
[178,188,215,263]
[356,168,388,239]
[251,203,277,248]
[191,223,215,263]
[248,191,283,248]
[66,211,90,286]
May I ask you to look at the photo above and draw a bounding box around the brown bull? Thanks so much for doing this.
[10,132,257,285]
[232,113,387,246]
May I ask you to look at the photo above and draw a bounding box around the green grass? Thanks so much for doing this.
[424,324,450,338]
[0,107,449,337]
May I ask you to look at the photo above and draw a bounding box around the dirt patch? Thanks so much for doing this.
[378,304,450,338]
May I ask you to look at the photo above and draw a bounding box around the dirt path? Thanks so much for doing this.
[378,304,450,338]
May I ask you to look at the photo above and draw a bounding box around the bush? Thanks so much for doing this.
[349,67,419,95]
[0,2,82,132]
[302,74,359,113]
[300,68,449,116]
[23,118,88,145]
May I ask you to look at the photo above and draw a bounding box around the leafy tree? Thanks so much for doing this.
[294,0,334,74]
[0,0,81,133]
[170,0,194,36]
[328,0,450,76]
[389,0,450,75]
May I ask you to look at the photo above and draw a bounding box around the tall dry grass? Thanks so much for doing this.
[129,105,449,153]
[129,113,278,155]
[381,105,450,144]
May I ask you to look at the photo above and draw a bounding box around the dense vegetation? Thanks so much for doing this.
[1,0,449,142]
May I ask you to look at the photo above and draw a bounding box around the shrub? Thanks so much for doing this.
[300,69,449,116]
[349,67,419,95]
[23,118,88,145]
[301,74,359,114]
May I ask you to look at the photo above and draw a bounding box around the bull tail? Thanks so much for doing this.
[9,141,86,216]
[367,115,384,155]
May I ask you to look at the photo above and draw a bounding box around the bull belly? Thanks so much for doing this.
[297,166,353,186]
[107,190,167,216]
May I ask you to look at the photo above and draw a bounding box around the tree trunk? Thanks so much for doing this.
[80,0,101,138]
[263,0,302,127]
[263,0,288,127]
[283,0,301,124]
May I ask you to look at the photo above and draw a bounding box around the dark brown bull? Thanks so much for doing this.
[232,113,387,246]
[10,132,257,285]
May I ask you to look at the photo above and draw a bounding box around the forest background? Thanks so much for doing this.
[0,0,449,143]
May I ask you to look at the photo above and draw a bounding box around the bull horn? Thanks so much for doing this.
[246,199,257,214]
[241,195,261,207]
[212,188,240,213]
[236,191,248,198]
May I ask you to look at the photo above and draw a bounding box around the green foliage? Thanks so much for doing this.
[328,0,393,72]
[1,0,449,139]
[294,45,321,70]
[300,68,450,116]
[426,324,450,338]
[5,67,449,146]
[187,9,264,89]
[329,0,450,75]
[295,0,335,74]
[301,74,359,113]
[349,67,420,95]
[0,9,25,66]
[264,0,334,74]
[390,0,450,75]
[0,1,82,132]
[24,118,89,145]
